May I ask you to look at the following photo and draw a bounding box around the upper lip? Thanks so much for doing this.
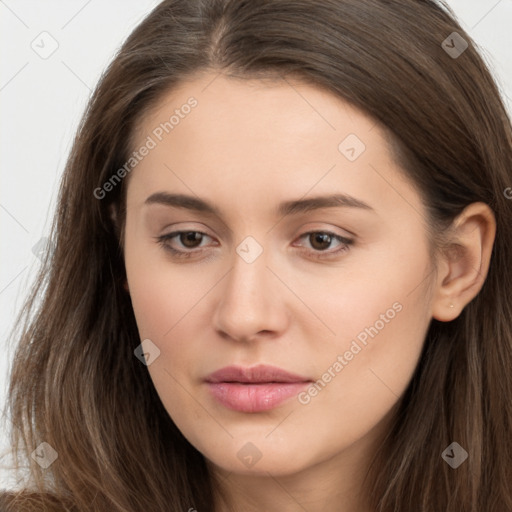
[205,364,312,384]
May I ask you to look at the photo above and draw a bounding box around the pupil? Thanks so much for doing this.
[311,233,331,250]
[182,232,201,247]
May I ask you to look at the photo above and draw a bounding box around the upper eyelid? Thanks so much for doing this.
[159,220,354,238]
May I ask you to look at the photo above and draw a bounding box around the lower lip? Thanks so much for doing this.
[206,381,310,413]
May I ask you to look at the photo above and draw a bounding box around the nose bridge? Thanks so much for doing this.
[225,237,270,308]
[213,236,285,340]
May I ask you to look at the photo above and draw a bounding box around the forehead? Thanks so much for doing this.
[126,72,425,227]
[135,71,378,150]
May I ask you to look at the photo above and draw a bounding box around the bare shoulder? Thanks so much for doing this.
[0,490,70,511]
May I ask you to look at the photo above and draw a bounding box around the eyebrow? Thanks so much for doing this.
[144,192,375,217]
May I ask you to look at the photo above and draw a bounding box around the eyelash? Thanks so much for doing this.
[155,230,353,261]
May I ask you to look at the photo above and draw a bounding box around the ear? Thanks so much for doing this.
[109,203,119,233]
[431,202,496,322]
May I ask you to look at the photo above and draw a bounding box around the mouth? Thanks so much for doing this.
[205,364,313,413]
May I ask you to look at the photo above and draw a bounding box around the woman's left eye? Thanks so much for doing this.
[155,230,353,260]
[293,231,353,259]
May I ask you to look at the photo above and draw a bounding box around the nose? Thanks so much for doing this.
[212,243,289,343]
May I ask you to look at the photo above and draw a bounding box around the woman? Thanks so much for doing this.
[2,0,511,510]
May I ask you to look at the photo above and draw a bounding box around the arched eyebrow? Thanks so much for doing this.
[144,192,376,217]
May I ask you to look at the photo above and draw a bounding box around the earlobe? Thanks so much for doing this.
[431,202,496,322]
[109,203,118,224]
[109,203,121,239]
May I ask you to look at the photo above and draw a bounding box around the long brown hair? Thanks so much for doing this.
[2,0,512,510]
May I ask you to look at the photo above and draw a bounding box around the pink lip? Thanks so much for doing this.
[205,365,312,413]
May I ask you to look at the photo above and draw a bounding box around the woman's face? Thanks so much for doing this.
[123,72,437,478]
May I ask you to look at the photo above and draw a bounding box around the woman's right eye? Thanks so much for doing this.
[155,231,214,258]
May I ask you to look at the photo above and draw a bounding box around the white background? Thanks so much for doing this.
[1,0,511,490]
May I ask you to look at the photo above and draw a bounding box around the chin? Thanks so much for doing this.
[201,442,313,477]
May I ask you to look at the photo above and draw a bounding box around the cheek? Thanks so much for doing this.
[123,223,205,339]
[125,261,208,433]
[124,248,216,391]
[127,261,222,324]
[301,245,432,419]
[125,267,172,340]
[293,297,429,457]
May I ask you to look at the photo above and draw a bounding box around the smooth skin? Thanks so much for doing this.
[122,71,496,512]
